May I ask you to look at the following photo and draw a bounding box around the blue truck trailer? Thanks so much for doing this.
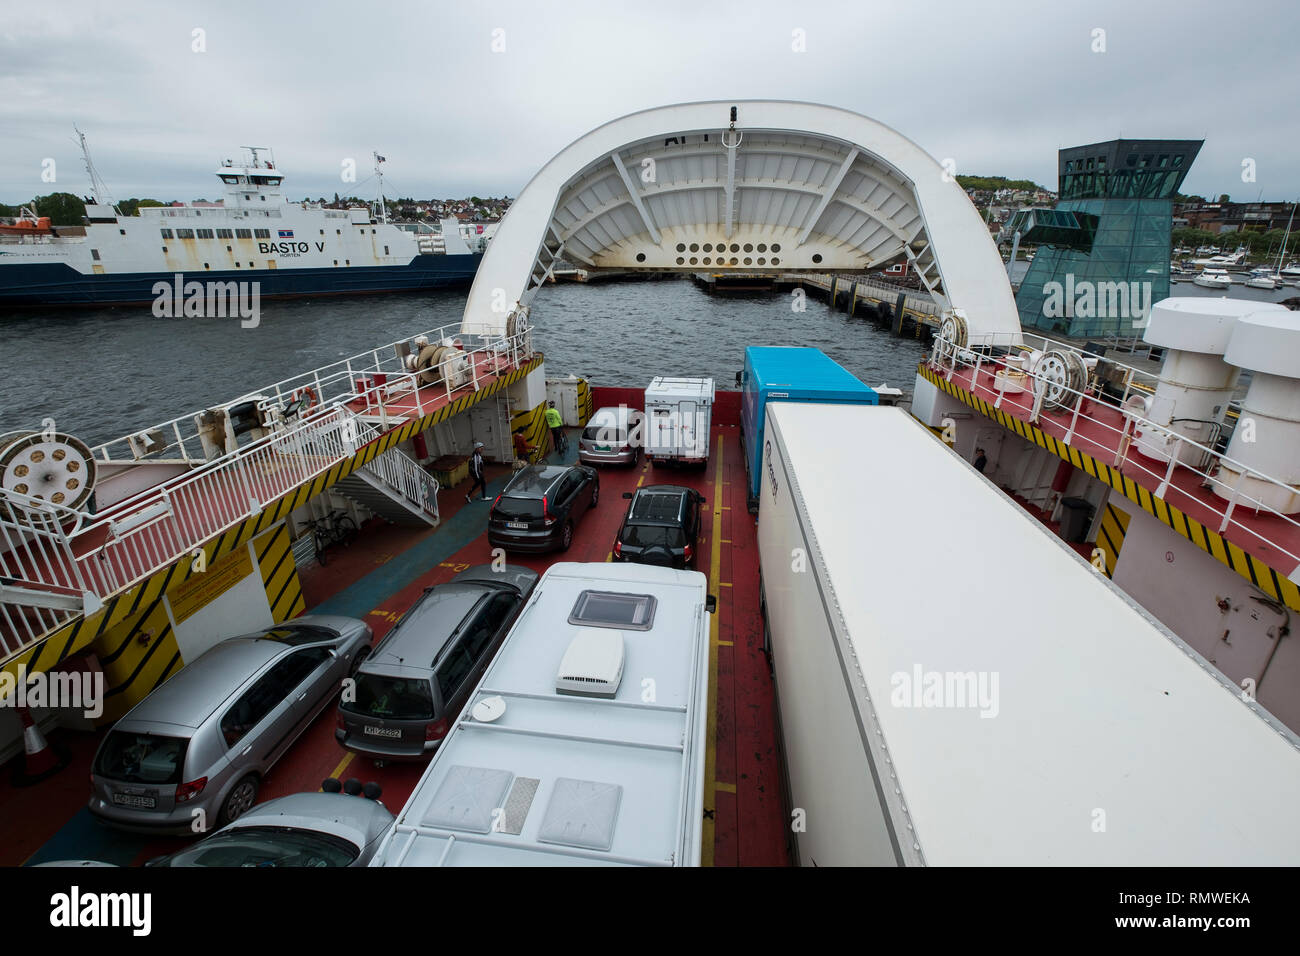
[739,347,878,511]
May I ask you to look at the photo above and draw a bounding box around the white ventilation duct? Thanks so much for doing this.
[556,628,625,699]
[1137,298,1277,465]
[1216,308,1300,513]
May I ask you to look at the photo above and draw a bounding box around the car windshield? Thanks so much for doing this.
[494,496,543,520]
[153,827,359,867]
[343,674,435,719]
[94,731,188,784]
[622,524,685,548]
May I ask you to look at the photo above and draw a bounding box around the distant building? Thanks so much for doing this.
[1006,138,1203,338]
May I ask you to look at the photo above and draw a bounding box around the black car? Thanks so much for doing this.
[613,484,705,568]
[337,564,538,760]
[487,464,600,553]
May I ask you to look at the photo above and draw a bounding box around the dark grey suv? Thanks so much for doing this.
[336,564,538,761]
[487,464,599,553]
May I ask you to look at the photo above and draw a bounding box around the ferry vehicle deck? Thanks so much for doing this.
[5,100,1300,872]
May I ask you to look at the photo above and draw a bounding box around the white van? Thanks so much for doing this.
[644,377,714,466]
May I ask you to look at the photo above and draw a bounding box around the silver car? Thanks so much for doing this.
[144,791,394,867]
[337,564,538,761]
[579,405,645,466]
[89,616,372,835]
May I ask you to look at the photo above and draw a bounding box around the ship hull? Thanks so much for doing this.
[0,253,482,308]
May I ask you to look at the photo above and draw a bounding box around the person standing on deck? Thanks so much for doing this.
[512,430,534,470]
[545,401,564,453]
[974,447,988,474]
[466,442,488,502]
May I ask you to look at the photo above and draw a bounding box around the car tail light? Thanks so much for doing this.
[684,543,694,562]
[542,495,556,526]
[425,719,448,741]
[336,712,346,731]
[613,540,622,558]
[620,444,631,453]
[492,493,501,510]
[175,777,208,803]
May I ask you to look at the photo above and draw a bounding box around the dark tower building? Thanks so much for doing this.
[1008,139,1203,338]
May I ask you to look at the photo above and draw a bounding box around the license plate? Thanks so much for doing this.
[112,792,156,809]
[363,725,402,738]
[596,445,611,452]
[507,521,528,530]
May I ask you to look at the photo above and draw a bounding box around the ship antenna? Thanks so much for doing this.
[374,151,388,224]
[75,126,116,210]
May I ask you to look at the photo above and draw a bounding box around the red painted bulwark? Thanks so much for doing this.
[590,386,741,427]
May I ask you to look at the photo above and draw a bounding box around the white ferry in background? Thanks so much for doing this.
[0,145,494,308]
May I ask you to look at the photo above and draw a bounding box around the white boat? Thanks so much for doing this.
[1191,246,1247,268]
[1282,262,1300,278]
[1193,269,1232,289]
[1246,268,1282,289]
[0,138,492,308]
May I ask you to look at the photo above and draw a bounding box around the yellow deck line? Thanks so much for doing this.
[326,751,355,783]
[715,781,737,793]
[702,433,723,867]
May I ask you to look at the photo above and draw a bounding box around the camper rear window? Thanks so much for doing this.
[568,590,656,631]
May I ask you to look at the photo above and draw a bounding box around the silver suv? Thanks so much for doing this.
[89,616,372,835]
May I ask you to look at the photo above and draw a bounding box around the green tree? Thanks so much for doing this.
[30,192,86,225]
[117,198,165,217]
[1218,194,1230,203]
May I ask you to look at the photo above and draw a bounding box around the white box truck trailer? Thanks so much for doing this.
[644,377,714,467]
[759,401,1300,866]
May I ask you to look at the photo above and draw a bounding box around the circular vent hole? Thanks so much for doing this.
[772,243,782,253]
[703,257,712,265]
[744,257,753,265]
[703,243,713,252]
[635,252,646,262]
[730,243,740,253]
[757,257,766,265]
[730,257,739,265]
[743,243,753,253]
[757,243,767,252]
[812,253,823,264]
[772,257,780,265]
[689,243,699,253]
[689,256,698,265]
[676,243,686,252]
[676,256,685,265]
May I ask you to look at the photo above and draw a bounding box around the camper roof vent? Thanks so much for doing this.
[556,628,625,699]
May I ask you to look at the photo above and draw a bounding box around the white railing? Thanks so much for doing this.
[88,320,533,466]
[928,332,1300,572]
[0,492,95,655]
[351,418,441,520]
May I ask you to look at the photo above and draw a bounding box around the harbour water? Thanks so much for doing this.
[2,272,1294,448]
[0,277,928,447]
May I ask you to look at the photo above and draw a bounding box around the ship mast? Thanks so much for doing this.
[75,126,116,209]
[374,151,388,224]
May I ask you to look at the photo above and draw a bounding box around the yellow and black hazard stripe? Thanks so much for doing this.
[512,400,549,457]
[257,523,304,623]
[1094,503,1131,579]
[576,378,593,426]
[3,354,545,683]
[920,363,1300,610]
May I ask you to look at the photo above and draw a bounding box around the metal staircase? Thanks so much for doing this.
[334,453,440,527]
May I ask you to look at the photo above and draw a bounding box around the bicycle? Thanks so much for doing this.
[553,428,569,457]
[307,509,358,565]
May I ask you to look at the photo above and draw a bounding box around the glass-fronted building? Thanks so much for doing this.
[1011,139,1202,338]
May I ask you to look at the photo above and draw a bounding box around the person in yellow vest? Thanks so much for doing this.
[545,401,564,452]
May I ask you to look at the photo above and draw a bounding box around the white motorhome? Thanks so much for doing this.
[644,377,714,466]
[758,402,1300,865]
[370,562,713,866]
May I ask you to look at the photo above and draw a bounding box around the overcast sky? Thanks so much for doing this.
[2,0,1297,205]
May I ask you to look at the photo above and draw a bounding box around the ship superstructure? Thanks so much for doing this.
[0,146,490,307]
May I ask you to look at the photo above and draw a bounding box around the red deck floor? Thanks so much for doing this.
[3,425,790,867]
[941,360,1300,576]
